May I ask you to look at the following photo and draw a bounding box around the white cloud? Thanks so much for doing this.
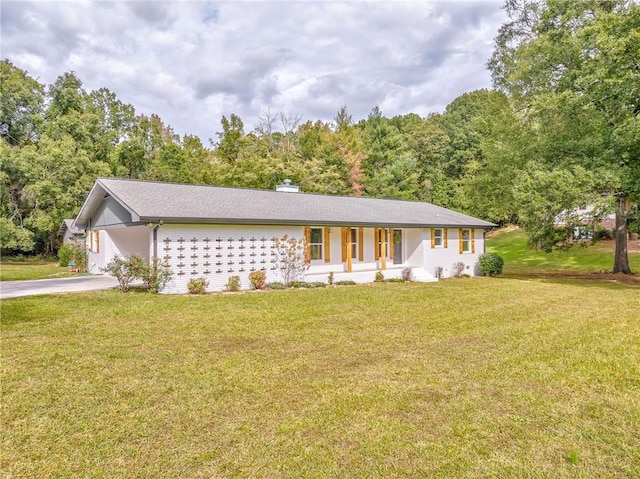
[1,0,507,141]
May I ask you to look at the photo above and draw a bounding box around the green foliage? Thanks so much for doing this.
[513,163,614,251]
[101,254,146,292]
[187,277,209,295]
[248,270,266,290]
[0,217,35,254]
[478,253,504,277]
[327,271,334,285]
[266,281,287,290]
[489,0,640,272]
[375,271,384,282]
[225,275,241,292]
[57,242,87,272]
[289,281,326,289]
[100,254,170,293]
[140,257,173,293]
[334,280,356,286]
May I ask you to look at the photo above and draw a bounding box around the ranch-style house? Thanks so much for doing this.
[73,178,495,293]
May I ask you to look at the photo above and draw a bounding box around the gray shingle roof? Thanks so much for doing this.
[75,178,495,229]
[59,219,84,236]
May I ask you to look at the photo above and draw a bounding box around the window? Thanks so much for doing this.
[460,228,472,253]
[309,228,323,260]
[431,228,448,248]
[434,228,443,247]
[376,228,390,258]
[350,228,358,259]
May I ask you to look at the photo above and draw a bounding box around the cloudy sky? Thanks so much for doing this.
[2,0,507,143]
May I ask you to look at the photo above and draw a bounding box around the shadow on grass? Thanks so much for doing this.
[501,271,640,290]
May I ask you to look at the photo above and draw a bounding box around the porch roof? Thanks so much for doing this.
[74,178,495,229]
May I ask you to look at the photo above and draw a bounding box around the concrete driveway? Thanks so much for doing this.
[0,275,120,300]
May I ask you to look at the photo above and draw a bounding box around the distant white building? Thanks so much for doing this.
[58,219,85,244]
[74,178,495,293]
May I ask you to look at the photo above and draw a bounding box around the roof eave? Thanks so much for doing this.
[138,216,496,229]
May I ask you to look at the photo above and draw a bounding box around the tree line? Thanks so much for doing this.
[1,0,638,273]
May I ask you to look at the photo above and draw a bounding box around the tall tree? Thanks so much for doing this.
[490,0,640,273]
[0,60,44,146]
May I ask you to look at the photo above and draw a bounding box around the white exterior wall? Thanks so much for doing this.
[87,225,151,274]
[421,228,485,278]
[158,224,305,294]
[89,222,487,293]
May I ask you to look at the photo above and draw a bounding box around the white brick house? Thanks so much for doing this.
[73,178,495,293]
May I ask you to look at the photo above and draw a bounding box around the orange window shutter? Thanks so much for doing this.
[388,228,394,260]
[444,228,448,248]
[304,227,311,262]
[459,228,463,254]
[324,227,331,263]
[471,228,476,254]
[374,228,380,260]
[430,228,435,248]
[341,227,347,262]
[358,227,364,261]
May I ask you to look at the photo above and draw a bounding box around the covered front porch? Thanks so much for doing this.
[302,226,435,283]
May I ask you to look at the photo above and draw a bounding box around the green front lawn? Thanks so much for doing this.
[2,280,639,478]
[0,261,73,281]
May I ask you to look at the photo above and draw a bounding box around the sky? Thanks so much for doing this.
[1,0,507,144]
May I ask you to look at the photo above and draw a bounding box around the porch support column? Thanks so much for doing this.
[380,231,387,270]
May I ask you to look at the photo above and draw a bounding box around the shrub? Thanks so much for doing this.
[187,277,209,294]
[102,254,146,292]
[479,253,504,277]
[290,281,327,289]
[266,281,287,290]
[328,271,334,285]
[375,271,385,282]
[58,244,70,267]
[225,275,241,292]
[334,280,356,286]
[452,262,465,278]
[58,242,87,272]
[249,270,266,290]
[140,257,172,293]
[401,267,413,282]
[385,278,404,283]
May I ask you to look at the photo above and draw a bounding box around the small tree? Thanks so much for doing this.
[273,235,309,286]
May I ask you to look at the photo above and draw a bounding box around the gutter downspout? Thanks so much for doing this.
[152,220,164,259]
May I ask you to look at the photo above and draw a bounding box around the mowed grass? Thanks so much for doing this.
[2,280,639,478]
[487,227,640,278]
[0,261,71,281]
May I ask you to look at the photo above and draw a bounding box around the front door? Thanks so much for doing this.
[393,229,403,264]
